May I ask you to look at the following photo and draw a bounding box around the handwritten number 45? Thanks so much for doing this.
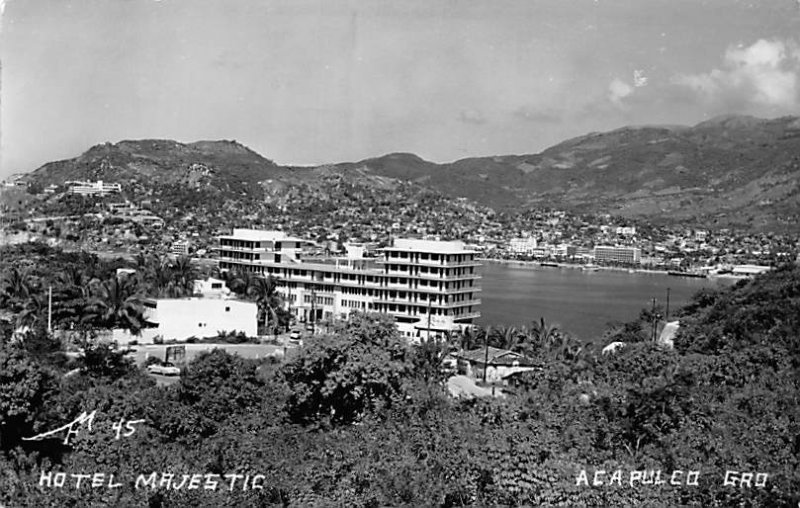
[111,418,145,440]
[22,411,146,445]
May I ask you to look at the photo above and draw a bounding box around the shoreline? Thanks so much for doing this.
[478,258,669,275]
[477,258,753,281]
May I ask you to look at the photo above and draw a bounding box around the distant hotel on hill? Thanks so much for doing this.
[65,180,122,196]
[216,229,481,339]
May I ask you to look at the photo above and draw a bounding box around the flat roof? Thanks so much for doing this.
[384,238,476,254]
[219,229,305,243]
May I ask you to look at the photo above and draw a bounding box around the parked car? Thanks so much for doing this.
[147,361,180,376]
[289,330,301,340]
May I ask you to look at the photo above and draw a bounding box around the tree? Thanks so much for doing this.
[520,317,561,356]
[16,292,47,330]
[0,344,54,450]
[490,325,523,351]
[78,339,137,380]
[282,313,413,425]
[0,267,34,313]
[225,268,257,298]
[456,325,483,352]
[83,275,145,334]
[412,335,449,386]
[166,255,197,297]
[249,275,283,336]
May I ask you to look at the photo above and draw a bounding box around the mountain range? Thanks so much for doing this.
[17,114,800,232]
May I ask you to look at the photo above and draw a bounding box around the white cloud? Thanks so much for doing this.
[634,70,648,88]
[673,38,800,111]
[0,0,7,33]
[608,78,633,106]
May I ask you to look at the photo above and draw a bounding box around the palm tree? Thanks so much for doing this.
[524,317,561,351]
[226,268,257,298]
[551,332,584,362]
[140,254,172,297]
[456,325,483,352]
[166,255,197,297]
[83,276,146,335]
[249,275,283,336]
[492,325,522,351]
[1,267,34,312]
[53,267,97,328]
[16,292,47,330]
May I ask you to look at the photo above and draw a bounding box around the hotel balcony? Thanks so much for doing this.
[216,246,272,254]
[374,297,481,308]
[376,285,482,296]
[385,271,481,281]
[378,258,482,268]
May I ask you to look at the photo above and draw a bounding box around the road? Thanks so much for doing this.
[134,342,295,386]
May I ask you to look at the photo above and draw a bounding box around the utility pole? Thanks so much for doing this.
[665,287,671,322]
[651,298,658,342]
[286,281,292,333]
[483,325,491,383]
[47,285,53,334]
[311,288,316,336]
[427,298,432,341]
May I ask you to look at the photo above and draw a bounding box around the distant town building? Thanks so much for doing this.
[171,239,190,256]
[509,237,538,255]
[731,265,772,275]
[216,229,481,339]
[1,174,27,187]
[193,277,231,299]
[65,180,121,196]
[615,226,637,236]
[450,347,536,383]
[593,245,641,265]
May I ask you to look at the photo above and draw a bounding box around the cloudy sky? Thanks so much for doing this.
[2,0,800,176]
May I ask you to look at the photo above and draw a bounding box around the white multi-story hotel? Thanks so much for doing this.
[593,245,642,265]
[509,236,538,255]
[65,180,122,196]
[217,229,481,339]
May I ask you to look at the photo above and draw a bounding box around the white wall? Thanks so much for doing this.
[133,298,257,342]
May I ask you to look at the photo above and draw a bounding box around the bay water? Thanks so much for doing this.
[477,262,736,341]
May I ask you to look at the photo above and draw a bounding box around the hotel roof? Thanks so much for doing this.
[383,238,477,254]
[220,229,305,243]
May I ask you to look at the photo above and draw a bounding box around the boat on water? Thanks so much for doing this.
[667,270,707,279]
[540,262,560,268]
[582,264,600,272]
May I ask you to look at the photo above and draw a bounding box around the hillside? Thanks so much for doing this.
[18,115,800,232]
[337,115,800,231]
[23,139,296,197]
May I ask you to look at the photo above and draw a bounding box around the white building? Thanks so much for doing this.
[731,265,772,276]
[217,229,481,340]
[149,298,255,342]
[593,245,641,265]
[172,240,190,256]
[66,180,122,196]
[110,297,256,345]
[450,347,536,383]
[193,277,231,299]
[509,237,538,255]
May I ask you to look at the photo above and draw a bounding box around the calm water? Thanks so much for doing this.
[477,262,736,340]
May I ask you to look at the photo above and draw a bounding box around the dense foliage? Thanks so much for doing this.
[0,249,798,506]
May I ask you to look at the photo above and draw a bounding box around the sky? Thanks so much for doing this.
[2,0,800,177]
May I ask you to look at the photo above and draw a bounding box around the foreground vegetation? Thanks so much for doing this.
[0,246,798,506]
